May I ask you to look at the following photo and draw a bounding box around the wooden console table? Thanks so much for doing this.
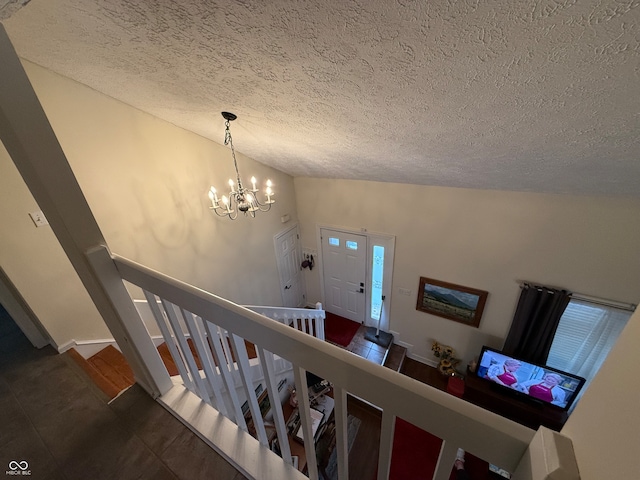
[463,374,568,431]
[403,359,567,432]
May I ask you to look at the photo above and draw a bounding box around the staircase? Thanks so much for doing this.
[384,343,407,372]
[68,338,261,401]
[71,337,407,402]
[67,345,134,400]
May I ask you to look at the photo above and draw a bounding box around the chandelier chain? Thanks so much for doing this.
[208,112,275,220]
[224,119,242,187]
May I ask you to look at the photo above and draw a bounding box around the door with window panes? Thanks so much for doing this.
[320,229,366,323]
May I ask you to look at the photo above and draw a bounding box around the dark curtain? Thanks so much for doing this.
[502,284,571,365]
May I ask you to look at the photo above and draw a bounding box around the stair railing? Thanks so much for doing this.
[245,303,325,340]
[92,247,579,480]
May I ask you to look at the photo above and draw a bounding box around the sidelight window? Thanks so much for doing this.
[371,245,385,320]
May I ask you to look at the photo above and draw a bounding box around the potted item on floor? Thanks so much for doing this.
[431,341,461,376]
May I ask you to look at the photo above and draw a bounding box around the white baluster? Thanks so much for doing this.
[230,333,268,445]
[377,411,396,480]
[203,321,247,429]
[257,346,293,464]
[181,309,227,414]
[143,290,195,392]
[161,299,209,402]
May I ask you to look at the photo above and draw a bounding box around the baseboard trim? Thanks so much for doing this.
[393,337,412,353]
[60,335,166,358]
[406,353,437,368]
[55,339,76,354]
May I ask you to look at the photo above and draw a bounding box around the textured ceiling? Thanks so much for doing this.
[3,0,640,196]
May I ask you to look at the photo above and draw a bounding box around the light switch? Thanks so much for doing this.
[29,210,49,227]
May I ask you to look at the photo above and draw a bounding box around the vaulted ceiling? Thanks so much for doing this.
[3,0,640,196]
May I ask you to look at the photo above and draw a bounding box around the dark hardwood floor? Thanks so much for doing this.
[344,357,445,480]
[401,356,449,391]
[343,395,381,480]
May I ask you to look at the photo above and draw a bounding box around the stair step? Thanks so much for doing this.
[66,347,126,400]
[157,342,180,376]
[383,344,407,372]
[67,337,277,399]
[88,344,135,391]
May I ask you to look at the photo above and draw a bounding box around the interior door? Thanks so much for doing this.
[320,229,366,323]
[274,225,306,307]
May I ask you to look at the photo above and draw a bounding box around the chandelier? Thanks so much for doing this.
[208,112,274,219]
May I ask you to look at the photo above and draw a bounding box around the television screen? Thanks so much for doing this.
[476,346,586,411]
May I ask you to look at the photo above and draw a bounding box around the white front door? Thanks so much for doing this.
[320,228,366,323]
[274,225,306,307]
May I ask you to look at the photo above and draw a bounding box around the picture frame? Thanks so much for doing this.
[416,277,488,328]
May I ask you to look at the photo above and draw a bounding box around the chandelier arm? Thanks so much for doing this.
[256,202,272,212]
[211,206,238,220]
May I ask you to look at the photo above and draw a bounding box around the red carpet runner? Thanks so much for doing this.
[324,312,360,347]
[389,418,489,480]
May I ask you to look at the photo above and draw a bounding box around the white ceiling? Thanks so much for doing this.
[3,0,640,197]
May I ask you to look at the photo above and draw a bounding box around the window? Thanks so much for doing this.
[328,237,339,247]
[370,245,384,320]
[346,240,358,250]
[546,299,632,408]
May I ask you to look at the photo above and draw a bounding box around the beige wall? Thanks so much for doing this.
[0,145,110,346]
[563,308,640,479]
[0,61,297,347]
[294,177,640,366]
[296,177,640,477]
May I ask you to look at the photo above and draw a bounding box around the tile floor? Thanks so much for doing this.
[344,325,389,365]
[0,304,247,480]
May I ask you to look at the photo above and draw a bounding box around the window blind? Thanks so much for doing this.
[546,299,631,409]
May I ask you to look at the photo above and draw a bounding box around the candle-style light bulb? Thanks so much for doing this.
[222,195,231,213]
[251,176,257,190]
[265,182,273,203]
[228,179,234,188]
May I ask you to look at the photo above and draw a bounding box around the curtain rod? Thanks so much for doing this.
[570,293,636,312]
[518,281,636,312]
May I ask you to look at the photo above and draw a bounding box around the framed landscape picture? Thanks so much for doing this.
[416,277,488,328]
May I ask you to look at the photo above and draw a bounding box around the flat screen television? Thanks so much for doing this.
[475,346,586,411]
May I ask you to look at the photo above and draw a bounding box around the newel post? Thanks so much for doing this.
[85,245,173,397]
[511,427,580,480]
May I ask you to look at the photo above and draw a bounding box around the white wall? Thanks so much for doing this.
[294,177,640,366]
[563,308,640,479]
[0,61,297,348]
